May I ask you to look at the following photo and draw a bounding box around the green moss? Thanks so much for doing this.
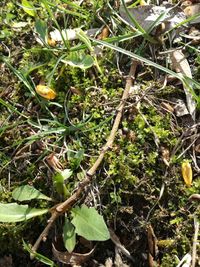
[160,253,179,267]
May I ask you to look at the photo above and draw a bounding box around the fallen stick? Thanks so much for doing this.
[31,60,138,255]
[192,217,199,267]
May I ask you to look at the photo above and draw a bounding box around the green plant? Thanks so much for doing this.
[0,184,110,255]
[23,240,58,267]
[1,0,200,265]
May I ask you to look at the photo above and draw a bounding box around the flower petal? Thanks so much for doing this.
[35,85,56,100]
[181,161,192,186]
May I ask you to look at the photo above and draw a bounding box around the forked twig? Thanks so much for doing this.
[31,60,138,254]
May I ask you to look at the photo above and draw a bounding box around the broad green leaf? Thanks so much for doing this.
[71,205,110,241]
[62,52,94,70]
[35,19,47,44]
[21,0,36,17]
[53,169,73,197]
[63,219,76,252]
[12,185,52,202]
[0,203,48,222]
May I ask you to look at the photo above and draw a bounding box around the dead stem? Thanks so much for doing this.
[192,217,199,267]
[31,60,138,255]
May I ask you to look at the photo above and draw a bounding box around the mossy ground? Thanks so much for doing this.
[0,0,200,266]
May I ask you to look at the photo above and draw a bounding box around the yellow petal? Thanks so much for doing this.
[35,85,56,100]
[182,161,192,186]
[140,0,147,6]
[47,38,56,47]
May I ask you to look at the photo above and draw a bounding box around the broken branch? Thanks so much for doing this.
[31,60,138,255]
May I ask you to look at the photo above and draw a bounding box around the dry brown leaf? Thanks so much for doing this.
[189,194,200,202]
[147,224,158,267]
[170,50,191,76]
[174,99,189,117]
[170,50,196,120]
[46,153,63,170]
[97,26,110,40]
[70,86,82,95]
[181,1,193,7]
[127,130,136,142]
[52,243,95,265]
[181,27,200,45]
[188,26,200,38]
[184,4,200,24]
[160,146,170,166]
[161,102,174,113]
[182,160,193,186]
[119,4,186,32]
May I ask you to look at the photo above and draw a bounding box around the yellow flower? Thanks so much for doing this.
[140,0,147,5]
[35,85,56,100]
[47,38,56,47]
[182,161,192,186]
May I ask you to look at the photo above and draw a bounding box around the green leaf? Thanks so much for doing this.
[62,52,94,70]
[76,29,93,52]
[71,205,110,241]
[23,240,58,267]
[59,169,73,180]
[0,203,48,222]
[35,19,47,44]
[21,0,36,17]
[67,149,84,170]
[53,169,73,197]
[63,219,76,252]
[12,185,52,202]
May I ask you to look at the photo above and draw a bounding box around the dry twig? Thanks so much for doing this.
[192,217,199,267]
[31,60,138,254]
[109,228,134,262]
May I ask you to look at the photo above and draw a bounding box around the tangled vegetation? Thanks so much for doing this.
[0,0,200,266]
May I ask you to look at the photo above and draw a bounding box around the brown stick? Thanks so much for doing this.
[192,217,199,267]
[31,60,138,254]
